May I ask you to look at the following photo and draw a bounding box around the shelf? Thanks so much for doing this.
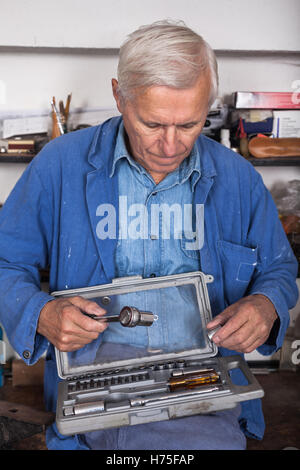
[245,156,300,166]
[0,153,35,163]
[1,153,300,167]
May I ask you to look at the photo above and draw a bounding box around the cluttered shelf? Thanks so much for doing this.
[0,132,49,164]
[0,153,35,163]
[1,91,300,167]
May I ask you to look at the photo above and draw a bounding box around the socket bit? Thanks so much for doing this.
[84,306,158,328]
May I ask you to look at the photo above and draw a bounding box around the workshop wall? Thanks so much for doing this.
[1,0,300,51]
[0,0,300,203]
[0,50,299,202]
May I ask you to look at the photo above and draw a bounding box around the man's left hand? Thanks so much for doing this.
[206,294,278,353]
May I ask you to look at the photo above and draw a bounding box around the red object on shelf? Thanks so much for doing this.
[236,118,247,138]
[234,92,300,109]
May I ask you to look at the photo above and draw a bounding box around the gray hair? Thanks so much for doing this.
[117,20,219,107]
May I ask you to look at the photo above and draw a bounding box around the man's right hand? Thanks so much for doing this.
[37,296,108,352]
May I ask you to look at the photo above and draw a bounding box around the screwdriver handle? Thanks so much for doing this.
[168,371,220,391]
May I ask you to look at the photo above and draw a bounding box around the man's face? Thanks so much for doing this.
[112,73,211,183]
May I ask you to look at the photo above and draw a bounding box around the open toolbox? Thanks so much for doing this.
[53,271,264,435]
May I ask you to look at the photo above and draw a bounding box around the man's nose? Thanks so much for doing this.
[162,126,179,156]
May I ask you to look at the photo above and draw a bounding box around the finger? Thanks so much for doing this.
[206,304,239,330]
[216,323,268,353]
[219,327,255,351]
[69,308,108,335]
[212,312,248,345]
[216,303,272,350]
[56,316,106,351]
[235,329,270,353]
[223,336,261,354]
[67,344,85,352]
[58,302,108,344]
[206,313,229,329]
[66,296,108,333]
[239,337,263,354]
[69,296,107,317]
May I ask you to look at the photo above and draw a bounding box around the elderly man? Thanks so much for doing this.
[0,21,298,450]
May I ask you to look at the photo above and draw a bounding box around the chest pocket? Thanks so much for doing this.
[217,240,258,306]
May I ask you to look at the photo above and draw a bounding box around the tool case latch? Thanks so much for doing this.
[130,408,169,426]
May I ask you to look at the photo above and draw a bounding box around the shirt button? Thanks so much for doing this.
[149,273,156,278]
[22,350,31,360]
[152,192,157,196]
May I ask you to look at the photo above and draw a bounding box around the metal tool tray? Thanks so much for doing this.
[53,271,264,436]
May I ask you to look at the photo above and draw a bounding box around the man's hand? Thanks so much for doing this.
[37,296,108,352]
[206,294,278,353]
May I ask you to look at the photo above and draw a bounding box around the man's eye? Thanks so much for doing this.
[146,123,161,129]
[180,123,195,129]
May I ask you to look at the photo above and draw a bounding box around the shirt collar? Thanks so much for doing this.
[110,120,201,191]
[110,121,147,178]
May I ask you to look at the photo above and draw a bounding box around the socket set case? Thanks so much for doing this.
[53,271,264,435]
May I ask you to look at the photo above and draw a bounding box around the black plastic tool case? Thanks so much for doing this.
[53,272,264,435]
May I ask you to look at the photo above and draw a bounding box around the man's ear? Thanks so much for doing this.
[111,78,124,113]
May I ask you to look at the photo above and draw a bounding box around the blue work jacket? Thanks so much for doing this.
[0,116,298,449]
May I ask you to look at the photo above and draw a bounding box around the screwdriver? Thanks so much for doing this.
[168,369,220,391]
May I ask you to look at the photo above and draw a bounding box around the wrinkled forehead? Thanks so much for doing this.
[126,75,211,124]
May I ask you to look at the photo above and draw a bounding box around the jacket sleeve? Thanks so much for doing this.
[246,174,299,355]
[0,159,55,364]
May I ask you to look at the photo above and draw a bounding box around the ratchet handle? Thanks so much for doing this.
[82,313,119,322]
[83,306,158,328]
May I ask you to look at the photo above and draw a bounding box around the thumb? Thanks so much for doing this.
[206,306,234,329]
[69,296,106,317]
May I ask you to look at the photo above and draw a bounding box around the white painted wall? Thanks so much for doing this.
[1,0,300,51]
[1,49,300,113]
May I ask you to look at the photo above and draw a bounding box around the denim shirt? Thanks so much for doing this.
[101,123,204,352]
